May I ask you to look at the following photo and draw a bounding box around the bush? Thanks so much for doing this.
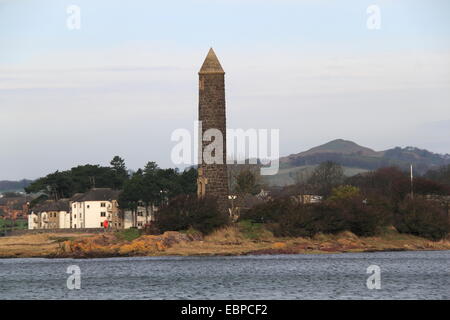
[116,228,141,241]
[155,195,229,235]
[328,185,360,201]
[328,195,392,237]
[240,197,294,224]
[241,195,392,238]
[394,198,450,241]
[237,220,273,240]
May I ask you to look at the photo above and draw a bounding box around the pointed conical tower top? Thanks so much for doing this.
[199,48,225,74]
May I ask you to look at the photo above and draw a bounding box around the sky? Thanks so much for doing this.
[1,0,449,180]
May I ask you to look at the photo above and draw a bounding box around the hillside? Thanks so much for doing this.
[0,180,32,193]
[282,139,379,160]
[265,139,450,187]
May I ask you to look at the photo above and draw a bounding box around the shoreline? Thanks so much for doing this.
[1,246,448,260]
[1,228,449,259]
[1,247,449,260]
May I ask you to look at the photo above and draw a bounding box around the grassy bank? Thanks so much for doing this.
[0,233,96,258]
[0,224,449,259]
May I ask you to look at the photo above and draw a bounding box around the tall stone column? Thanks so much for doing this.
[197,48,229,214]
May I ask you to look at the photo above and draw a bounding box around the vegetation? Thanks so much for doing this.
[20,152,450,243]
[25,157,197,209]
[307,161,345,197]
[0,218,28,236]
[237,220,273,240]
[115,228,141,242]
[155,195,229,235]
[425,164,450,186]
[265,140,450,187]
[241,163,450,241]
[394,198,450,241]
[25,162,124,200]
[118,162,197,225]
[241,194,391,238]
[3,225,450,259]
[233,169,261,195]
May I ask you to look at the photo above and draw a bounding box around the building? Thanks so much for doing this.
[293,194,323,204]
[28,199,71,229]
[197,48,229,213]
[0,196,31,220]
[123,203,158,229]
[70,188,121,229]
[27,188,161,230]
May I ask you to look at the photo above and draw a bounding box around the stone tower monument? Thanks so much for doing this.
[197,48,229,213]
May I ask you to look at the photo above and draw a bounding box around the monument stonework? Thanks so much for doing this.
[197,48,229,213]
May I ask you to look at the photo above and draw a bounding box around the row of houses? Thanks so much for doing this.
[28,188,156,230]
[27,186,329,231]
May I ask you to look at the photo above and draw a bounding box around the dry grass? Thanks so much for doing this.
[1,227,449,258]
[0,233,96,258]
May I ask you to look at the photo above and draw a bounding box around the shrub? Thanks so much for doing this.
[328,185,360,201]
[155,195,229,235]
[240,197,294,224]
[237,220,273,240]
[241,195,392,238]
[394,197,450,241]
[116,228,141,242]
[328,195,392,237]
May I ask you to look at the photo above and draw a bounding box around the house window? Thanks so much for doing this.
[138,212,143,217]
[100,222,103,227]
[74,214,76,219]
[74,224,77,228]
[100,212,106,217]
[73,204,76,208]
[101,203,106,207]
[87,205,90,209]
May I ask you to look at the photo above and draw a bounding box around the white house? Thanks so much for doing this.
[70,188,121,229]
[27,188,161,230]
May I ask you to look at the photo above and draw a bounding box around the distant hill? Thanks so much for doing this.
[0,180,33,193]
[284,139,378,159]
[265,139,450,187]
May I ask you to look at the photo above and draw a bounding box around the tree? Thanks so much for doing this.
[143,161,159,176]
[25,164,117,199]
[413,177,449,196]
[141,163,162,222]
[328,185,360,201]
[346,167,411,205]
[110,156,126,173]
[178,168,197,195]
[110,156,128,189]
[395,197,450,240]
[118,170,144,227]
[234,169,261,195]
[425,164,450,187]
[307,161,345,197]
[155,195,229,234]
